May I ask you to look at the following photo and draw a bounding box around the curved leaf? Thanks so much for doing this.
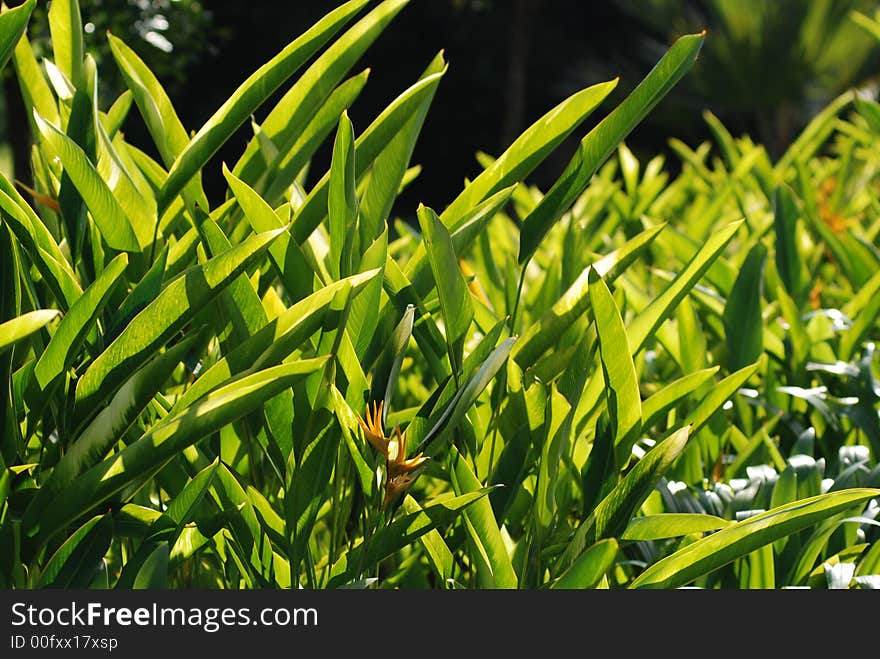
[0,0,35,74]
[630,489,880,589]
[0,309,60,353]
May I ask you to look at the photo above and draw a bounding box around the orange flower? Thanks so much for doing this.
[356,402,430,509]
[357,400,390,457]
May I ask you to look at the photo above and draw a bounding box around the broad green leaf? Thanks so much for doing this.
[107,33,187,167]
[328,111,358,279]
[630,489,880,589]
[48,0,84,89]
[0,309,60,353]
[32,254,128,393]
[37,514,112,588]
[535,384,571,530]
[222,163,313,302]
[32,357,327,541]
[589,269,641,466]
[349,227,387,359]
[722,242,767,371]
[0,0,35,73]
[158,0,372,213]
[33,111,141,253]
[519,33,704,263]
[442,78,618,229]
[418,204,474,376]
[147,459,219,544]
[622,513,732,541]
[682,362,760,435]
[12,30,59,127]
[563,426,691,567]
[628,221,741,353]
[359,51,445,245]
[132,542,169,589]
[197,215,268,346]
[449,447,518,588]
[552,538,618,589]
[0,178,81,309]
[74,227,286,419]
[369,304,413,422]
[103,90,133,138]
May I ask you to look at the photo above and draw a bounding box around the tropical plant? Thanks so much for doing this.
[0,0,876,591]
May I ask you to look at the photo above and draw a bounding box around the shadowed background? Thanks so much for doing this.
[3,0,880,219]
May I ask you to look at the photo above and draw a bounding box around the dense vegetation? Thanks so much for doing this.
[0,0,878,590]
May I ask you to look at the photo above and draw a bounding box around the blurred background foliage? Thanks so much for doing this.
[3,0,880,210]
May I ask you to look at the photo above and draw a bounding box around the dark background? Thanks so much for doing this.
[4,0,880,215]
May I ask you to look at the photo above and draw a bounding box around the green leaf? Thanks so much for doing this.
[419,337,515,455]
[37,514,113,588]
[0,309,60,353]
[518,32,704,264]
[630,489,880,589]
[234,0,405,185]
[622,513,732,541]
[25,334,202,525]
[589,269,642,466]
[132,542,169,589]
[563,426,691,567]
[641,367,719,429]
[418,204,474,376]
[628,221,741,354]
[683,362,760,435]
[74,227,286,418]
[513,222,664,368]
[33,111,142,253]
[259,70,371,206]
[31,357,327,541]
[773,185,805,299]
[31,254,128,394]
[0,0,35,74]
[358,51,445,245]
[158,0,372,213]
[776,91,852,174]
[442,78,618,229]
[328,488,491,586]
[106,32,208,209]
[552,538,618,589]
[174,271,376,417]
[401,494,453,584]
[449,447,518,588]
[369,304,413,421]
[12,30,59,127]
[328,111,358,279]
[722,242,767,371]
[291,70,445,245]
[48,0,84,89]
